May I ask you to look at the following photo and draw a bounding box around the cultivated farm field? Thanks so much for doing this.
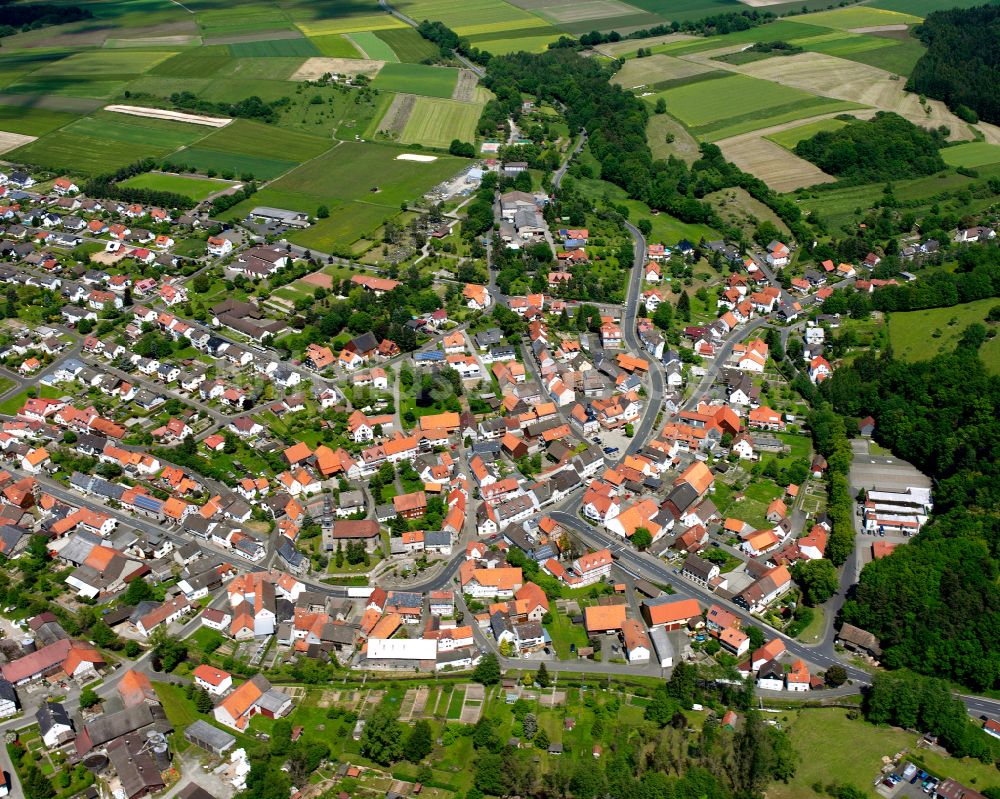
[645,72,861,141]
[372,62,460,98]
[374,29,440,63]
[401,97,482,148]
[765,117,849,149]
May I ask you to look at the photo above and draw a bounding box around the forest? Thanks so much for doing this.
[793,112,946,182]
[908,4,1000,125]
[826,342,1000,691]
[0,0,90,36]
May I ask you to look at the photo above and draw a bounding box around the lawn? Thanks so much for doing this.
[646,73,861,140]
[446,687,466,719]
[119,172,234,201]
[401,97,482,149]
[544,605,589,659]
[372,63,461,99]
[769,708,915,799]
[228,37,321,57]
[375,28,440,63]
[888,297,1000,374]
[766,118,848,150]
[941,141,1000,169]
[348,31,399,62]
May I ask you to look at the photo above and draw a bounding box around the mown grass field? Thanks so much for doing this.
[766,118,848,149]
[180,118,331,161]
[941,141,1000,169]
[401,97,481,148]
[796,6,921,30]
[348,31,399,62]
[285,200,397,250]
[888,297,1000,374]
[29,48,177,77]
[375,28,440,63]
[120,172,234,200]
[372,62,460,98]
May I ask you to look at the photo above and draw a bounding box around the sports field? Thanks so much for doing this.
[940,142,1000,169]
[119,172,235,200]
[647,73,861,140]
[766,118,849,149]
[372,62,460,98]
[401,97,481,148]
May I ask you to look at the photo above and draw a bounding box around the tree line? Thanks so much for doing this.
[907,4,1000,125]
[827,342,1000,692]
[416,19,491,65]
[81,158,196,211]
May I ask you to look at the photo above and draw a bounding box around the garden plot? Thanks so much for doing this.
[452,68,478,101]
[459,683,485,723]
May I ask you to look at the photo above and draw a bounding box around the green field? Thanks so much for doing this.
[393,0,551,36]
[797,6,922,29]
[197,5,296,37]
[348,31,399,62]
[11,111,210,174]
[120,172,234,200]
[214,57,307,80]
[648,73,860,140]
[616,0,740,21]
[224,141,461,245]
[228,37,320,58]
[766,118,848,149]
[177,117,332,161]
[30,48,177,77]
[296,15,407,36]
[941,141,1000,169]
[375,28,440,63]
[888,297,1000,374]
[401,97,481,148]
[307,33,364,57]
[150,49,234,78]
[0,104,77,136]
[372,62,460,98]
